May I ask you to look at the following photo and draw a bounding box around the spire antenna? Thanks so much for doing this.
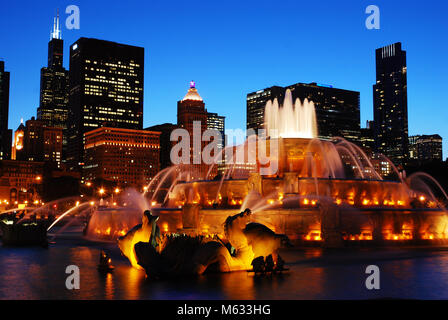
[50,9,62,40]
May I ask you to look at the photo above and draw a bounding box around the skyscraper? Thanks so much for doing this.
[37,12,69,162]
[66,38,144,171]
[38,14,69,130]
[177,81,208,179]
[0,61,12,160]
[247,82,360,142]
[373,42,409,166]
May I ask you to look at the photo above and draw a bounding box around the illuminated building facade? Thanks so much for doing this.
[177,81,208,179]
[371,154,392,178]
[207,112,225,150]
[408,135,420,161]
[359,120,375,154]
[12,118,62,168]
[67,38,144,171]
[83,127,160,187]
[11,122,25,161]
[373,42,409,166]
[246,86,284,136]
[37,13,69,155]
[0,160,44,205]
[0,61,12,160]
[247,82,361,143]
[409,134,443,163]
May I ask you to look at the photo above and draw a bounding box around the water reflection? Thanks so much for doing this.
[102,273,115,300]
[2,242,448,299]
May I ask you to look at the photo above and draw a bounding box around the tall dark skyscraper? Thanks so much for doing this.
[0,61,12,160]
[37,13,69,161]
[373,42,408,166]
[247,82,360,142]
[66,38,144,171]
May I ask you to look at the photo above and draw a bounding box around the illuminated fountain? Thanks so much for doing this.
[146,89,448,248]
[84,189,150,242]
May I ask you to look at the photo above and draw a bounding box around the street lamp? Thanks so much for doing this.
[112,187,120,204]
[99,188,105,198]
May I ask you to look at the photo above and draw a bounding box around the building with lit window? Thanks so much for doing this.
[373,42,409,166]
[359,120,375,154]
[0,160,44,206]
[83,127,160,187]
[0,61,12,160]
[207,112,225,150]
[67,38,144,171]
[11,122,25,161]
[408,135,420,161]
[177,81,209,180]
[37,12,69,160]
[371,154,393,178]
[247,82,361,143]
[247,86,286,136]
[409,134,443,164]
[12,118,63,168]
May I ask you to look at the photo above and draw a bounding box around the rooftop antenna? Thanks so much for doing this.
[50,9,62,40]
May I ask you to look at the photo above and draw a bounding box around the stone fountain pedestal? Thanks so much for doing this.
[321,206,344,248]
[181,203,200,236]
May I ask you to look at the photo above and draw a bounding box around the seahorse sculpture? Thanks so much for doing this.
[120,208,290,277]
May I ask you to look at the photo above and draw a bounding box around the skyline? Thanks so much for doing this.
[1,0,447,158]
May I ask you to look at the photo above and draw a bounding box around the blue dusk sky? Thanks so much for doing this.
[0,0,447,158]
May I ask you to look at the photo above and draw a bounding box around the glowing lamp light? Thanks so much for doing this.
[99,188,105,196]
[419,195,426,202]
[114,188,120,194]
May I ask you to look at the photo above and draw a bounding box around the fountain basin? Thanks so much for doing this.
[150,207,448,246]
